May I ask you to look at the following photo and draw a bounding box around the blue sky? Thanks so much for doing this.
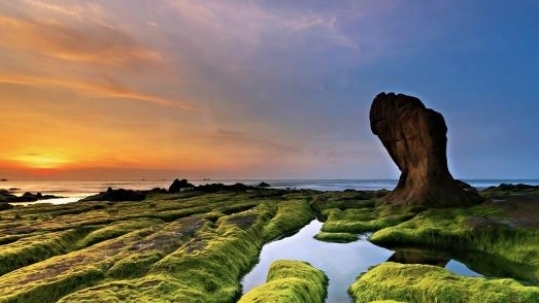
[0,0,538,179]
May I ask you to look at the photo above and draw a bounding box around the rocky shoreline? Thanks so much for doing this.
[0,181,538,303]
[0,189,63,203]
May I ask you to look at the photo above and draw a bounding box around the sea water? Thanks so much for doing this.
[1,179,538,204]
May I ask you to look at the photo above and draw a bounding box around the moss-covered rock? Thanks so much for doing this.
[349,262,539,303]
[314,231,358,243]
[238,260,328,303]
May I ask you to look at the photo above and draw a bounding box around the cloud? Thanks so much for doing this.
[0,72,197,110]
[18,0,89,21]
[166,0,358,51]
[0,13,162,71]
[206,129,303,157]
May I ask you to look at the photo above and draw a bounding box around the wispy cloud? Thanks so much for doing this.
[208,129,303,156]
[166,0,358,50]
[0,72,197,110]
[0,13,162,70]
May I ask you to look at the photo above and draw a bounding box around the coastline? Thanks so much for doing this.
[1,182,539,302]
[2,179,539,202]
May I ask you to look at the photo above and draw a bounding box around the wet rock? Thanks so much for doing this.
[168,179,194,193]
[257,182,271,188]
[369,92,483,207]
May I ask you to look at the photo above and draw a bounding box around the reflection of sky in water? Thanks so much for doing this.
[446,260,482,278]
[242,220,392,303]
[242,220,482,303]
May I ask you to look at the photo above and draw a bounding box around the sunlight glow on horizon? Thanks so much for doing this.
[11,154,72,169]
[1,1,538,180]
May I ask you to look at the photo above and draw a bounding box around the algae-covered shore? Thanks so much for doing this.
[1,184,539,302]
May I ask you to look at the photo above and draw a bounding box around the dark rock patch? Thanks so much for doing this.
[168,179,194,193]
[80,188,146,202]
[226,214,259,229]
[195,183,249,193]
[0,202,14,211]
[257,182,271,188]
[0,191,63,203]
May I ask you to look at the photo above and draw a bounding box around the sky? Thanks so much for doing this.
[0,0,538,180]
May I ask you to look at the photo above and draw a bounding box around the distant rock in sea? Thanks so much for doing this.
[0,190,63,203]
[195,183,249,193]
[369,92,482,207]
[168,179,194,193]
[80,187,146,202]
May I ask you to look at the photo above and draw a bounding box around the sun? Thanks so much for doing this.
[12,154,71,169]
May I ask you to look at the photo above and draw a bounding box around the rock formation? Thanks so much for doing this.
[369,92,482,207]
[79,187,146,202]
[0,190,62,203]
[168,179,194,193]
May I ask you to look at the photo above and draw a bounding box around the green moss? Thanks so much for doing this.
[238,260,328,303]
[56,196,314,303]
[263,200,315,241]
[0,227,155,303]
[349,262,539,303]
[0,228,93,276]
[14,189,539,303]
[321,205,419,234]
[369,206,539,283]
[480,184,539,200]
[310,192,375,220]
[79,218,163,247]
[314,231,358,243]
[106,215,203,279]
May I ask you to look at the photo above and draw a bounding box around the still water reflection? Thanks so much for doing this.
[241,220,481,303]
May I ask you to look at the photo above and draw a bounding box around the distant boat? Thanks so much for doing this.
[203,178,211,181]
[0,178,7,182]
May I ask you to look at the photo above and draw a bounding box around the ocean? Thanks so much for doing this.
[2,179,539,205]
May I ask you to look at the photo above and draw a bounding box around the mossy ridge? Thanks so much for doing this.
[0,227,158,303]
[0,233,34,246]
[369,206,539,283]
[106,215,204,279]
[238,260,328,303]
[0,193,258,238]
[314,231,358,243]
[310,191,377,220]
[263,199,315,241]
[0,227,94,276]
[348,262,539,303]
[58,198,314,302]
[480,183,539,200]
[309,192,420,241]
[79,218,163,247]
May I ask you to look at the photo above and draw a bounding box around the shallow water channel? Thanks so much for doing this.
[241,220,481,303]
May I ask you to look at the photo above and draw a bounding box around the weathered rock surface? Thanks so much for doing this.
[369,92,482,207]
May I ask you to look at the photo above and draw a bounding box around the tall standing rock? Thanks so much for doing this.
[369,92,482,207]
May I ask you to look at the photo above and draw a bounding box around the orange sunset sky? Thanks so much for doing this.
[1,1,538,180]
